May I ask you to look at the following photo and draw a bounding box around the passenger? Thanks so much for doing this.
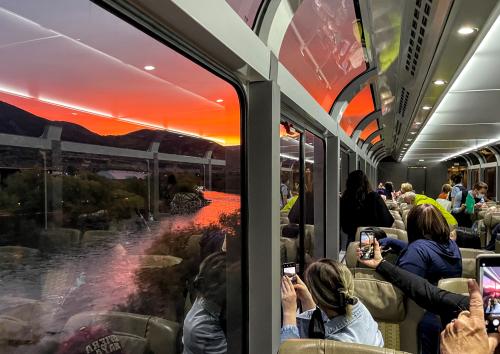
[451,182,488,227]
[449,174,466,204]
[403,192,458,227]
[280,259,383,347]
[396,182,413,203]
[356,244,500,353]
[438,184,452,200]
[384,181,395,201]
[281,192,298,214]
[280,175,292,209]
[379,203,461,354]
[376,182,386,196]
[183,252,226,354]
[339,170,394,245]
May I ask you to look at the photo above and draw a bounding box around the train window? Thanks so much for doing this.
[359,120,379,142]
[339,86,375,136]
[371,135,382,144]
[279,124,325,272]
[467,153,480,165]
[0,1,243,353]
[479,148,497,163]
[484,167,497,200]
[471,168,480,186]
[226,0,265,28]
[279,0,367,112]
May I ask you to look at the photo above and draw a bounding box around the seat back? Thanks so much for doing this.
[63,311,180,354]
[351,268,409,351]
[81,230,118,247]
[438,278,469,295]
[389,210,402,221]
[40,228,81,250]
[281,237,297,263]
[484,212,500,245]
[391,220,405,231]
[355,227,408,242]
[460,248,494,278]
[279,339,410,353]
[280,216,290,225]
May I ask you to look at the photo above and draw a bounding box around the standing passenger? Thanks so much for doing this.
[340,170,394,245]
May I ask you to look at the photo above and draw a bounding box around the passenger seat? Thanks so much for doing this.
[460,248,494,278]
[279,339,410,353]
[39,228,81,251]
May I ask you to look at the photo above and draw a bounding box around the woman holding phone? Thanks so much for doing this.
[280,259,383,347]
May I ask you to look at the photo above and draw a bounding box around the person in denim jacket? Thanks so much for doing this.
[280,259,383,347]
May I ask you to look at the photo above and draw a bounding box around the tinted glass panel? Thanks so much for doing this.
[340,150,349,193]
[467,154,480,165]
[304,131,325,264]
[484,167,496,200]
[371,135,382,145]
[359,120,379,141]
[471,169,480,186]
[279,0,367,111]
[226,0,264,28]
[0,2,242,353]
[479,148,497,163]
[339,86,374,136]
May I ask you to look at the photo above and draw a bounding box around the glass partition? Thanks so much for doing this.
[371,135,382,145]
[484,167,497,200]
[339,86,375,136]
[340,149,350,193]
[471,168,480,186]
[279,0,367,111]
[359,120,379,142]
[479,148,497,163]
[0,1,243,353]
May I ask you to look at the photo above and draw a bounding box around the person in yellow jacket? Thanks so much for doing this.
[403,192,458,227]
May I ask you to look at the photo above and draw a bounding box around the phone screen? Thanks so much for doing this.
[283,264,296,278]
[360,231,374,260]
[478,259,500,332]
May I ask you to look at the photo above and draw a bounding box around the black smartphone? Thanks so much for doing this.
[477,254,500,333]
[282,262,297,283]
[360,231,374,260]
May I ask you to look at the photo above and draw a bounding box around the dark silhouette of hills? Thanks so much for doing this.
[0,101,227,159]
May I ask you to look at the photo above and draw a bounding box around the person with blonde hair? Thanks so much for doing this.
[280,259,383,346]
[396,182,413,203]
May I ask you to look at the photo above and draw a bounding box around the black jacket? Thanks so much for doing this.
[376,260,469,326]
[340,191,394,243]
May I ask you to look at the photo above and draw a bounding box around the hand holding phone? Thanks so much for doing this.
[360,231,375,260]
[282,262,297,284]
[476,254,500,333]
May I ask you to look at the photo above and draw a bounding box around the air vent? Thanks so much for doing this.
[405,0,433,76]
[397,88,410,117]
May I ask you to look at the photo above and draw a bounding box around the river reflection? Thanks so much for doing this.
[0,191,240,338]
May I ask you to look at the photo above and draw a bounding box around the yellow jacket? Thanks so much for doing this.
[415,194,458,226]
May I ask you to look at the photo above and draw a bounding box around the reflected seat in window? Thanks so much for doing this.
[63,311,180,354]
[81,230,119,248]
[39,228,81,251]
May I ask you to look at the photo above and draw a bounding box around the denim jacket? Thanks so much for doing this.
[183,297,227,354]
[280,299,384,347]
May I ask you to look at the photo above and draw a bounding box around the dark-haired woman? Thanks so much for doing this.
[183,252,227,354]
[379,204,462,354]
[280,259,383,347]
[340,170,394,245]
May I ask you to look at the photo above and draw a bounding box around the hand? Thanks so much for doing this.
[440,280,490,354]
[281,276,297,326]
[357,239,383,269]
[293,275,315,311]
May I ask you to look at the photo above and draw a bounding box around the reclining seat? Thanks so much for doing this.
[40,228,81,251]
[460,248,494,278]
[63,311,180,354]
[279,339,410,353]
[483,211,500,249]
[350,268,417,352]
[355,227,408,243]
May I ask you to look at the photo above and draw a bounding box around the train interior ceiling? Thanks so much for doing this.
[0,0,500,353]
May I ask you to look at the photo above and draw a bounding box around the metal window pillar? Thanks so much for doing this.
[488,146,500,201]
[248,80,281,354]
[325,134,340,260]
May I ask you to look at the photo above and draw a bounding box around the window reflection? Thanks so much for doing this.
[339,86,375,136]
[279,0,367,111]
[225,0,264,28]
[0,1,242,353]
[484,167,497,201]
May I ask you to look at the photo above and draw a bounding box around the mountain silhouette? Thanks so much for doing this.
[0,101,227,159]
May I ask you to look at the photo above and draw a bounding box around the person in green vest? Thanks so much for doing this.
[403,192,458,227]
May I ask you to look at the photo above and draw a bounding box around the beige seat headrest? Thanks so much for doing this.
[279,339,410,353]
[353,277,406,323]
[438,278,469,296]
